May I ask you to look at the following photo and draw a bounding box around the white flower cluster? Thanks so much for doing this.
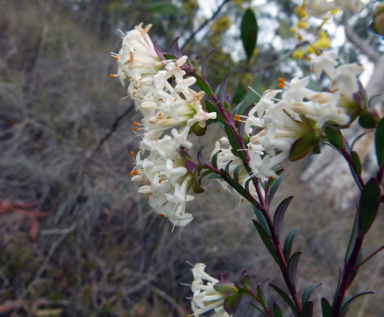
[307,0,363,19]
[188,263,232,317]
[213,51,364,191]
[111,24,216,228]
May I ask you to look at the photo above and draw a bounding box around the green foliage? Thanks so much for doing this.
[375,117,384,167]
[241,8,258,62]
[358,178,381,235]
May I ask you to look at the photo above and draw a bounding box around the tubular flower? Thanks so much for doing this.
[187,264,233,317]
[112,23,216,228]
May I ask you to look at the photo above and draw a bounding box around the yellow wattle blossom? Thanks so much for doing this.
[211,15,231,34]
[306,45,317,55]
[292,49,304,60]
[296,20,308,29]
[294,5,308,19]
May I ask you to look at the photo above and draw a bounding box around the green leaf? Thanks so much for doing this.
[302,283,321,305]
[345,211,359,263]
[257,285,267,308]
[253,221,280,265]
[208,174,222,179]
[233,164,244,183]
[302,301,313,317]
[250,303,270,317]
[147,1,185,16]
[224,122,246,162]
[273,196,293,238]
[253,205,272,237]
[351,151,362,176]
[241,8,258,62]
[287,252,301,287]
[321,298,332,317]
[283,226,302,262]
[375,117,384,167]
[199,169,215,184]
[339,292,374,317]
[358,109,376,129]
[232,81,248,105]
[273,303,282,317]
[212,150,222,168]
[358,178,381,234]
[289,132,318,161]
[268,173,288,203]
[192,72,213,96]
[325,126,344,150]
[220,169,257,205]
[270,284,298,316]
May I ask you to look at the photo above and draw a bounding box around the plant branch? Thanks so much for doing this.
[209,90,302,316]
[181,0,230,51]
[357,245,384,269]
[332,233,365,317]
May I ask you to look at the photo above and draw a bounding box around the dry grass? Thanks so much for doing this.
[0,1,384,316]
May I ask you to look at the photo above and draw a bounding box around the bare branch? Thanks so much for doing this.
[343,11,381,63]
[181,0,230,51]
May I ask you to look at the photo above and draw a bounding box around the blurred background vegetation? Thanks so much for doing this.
[0,0,383,316]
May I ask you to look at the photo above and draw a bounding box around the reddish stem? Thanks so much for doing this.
[332,233,364,317]
[210,92,302,316]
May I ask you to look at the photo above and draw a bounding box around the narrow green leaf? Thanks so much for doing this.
[273,303,282,317]
[212,150,222,168]
[241,8,258,62]
[375,117,384,167]
[268,173,288,203]
[358,178,381,234]
[351,151,362,175]
[257,285,267,308]
[219,73,230,106]
[253,221,280,265]
[208,174,222,179]
[321,298,332,317]
[302,283,321,305]
[287,252,301,287]
[192,72,213,96]
[233,164,244,183]
[225,160,233,174]
[339,291,374,317]
[332,268,342,306]
[220,169,256,205]
[302,301,314,317]
[345,211,359,263]
[192,175,205,193]
[250,303,269,317]
[273,196,293,238]
[202,49,215,78]
[253,205,272,237]
[270,284,298,316]
[224,122,246,162]
[199,169,215,184]
[325,126,344,150]
[283,226,302,262]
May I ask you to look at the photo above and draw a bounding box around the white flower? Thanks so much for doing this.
[311,51,339,79]
[187,263,232,317]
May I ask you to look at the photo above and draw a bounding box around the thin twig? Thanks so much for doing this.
[181,0,230,51]
[87,103,134,161]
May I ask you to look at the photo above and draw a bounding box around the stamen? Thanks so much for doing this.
[130,151,134,157]
[133,170,139,175]
[217,189,221,193]
[129,171,133,177]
